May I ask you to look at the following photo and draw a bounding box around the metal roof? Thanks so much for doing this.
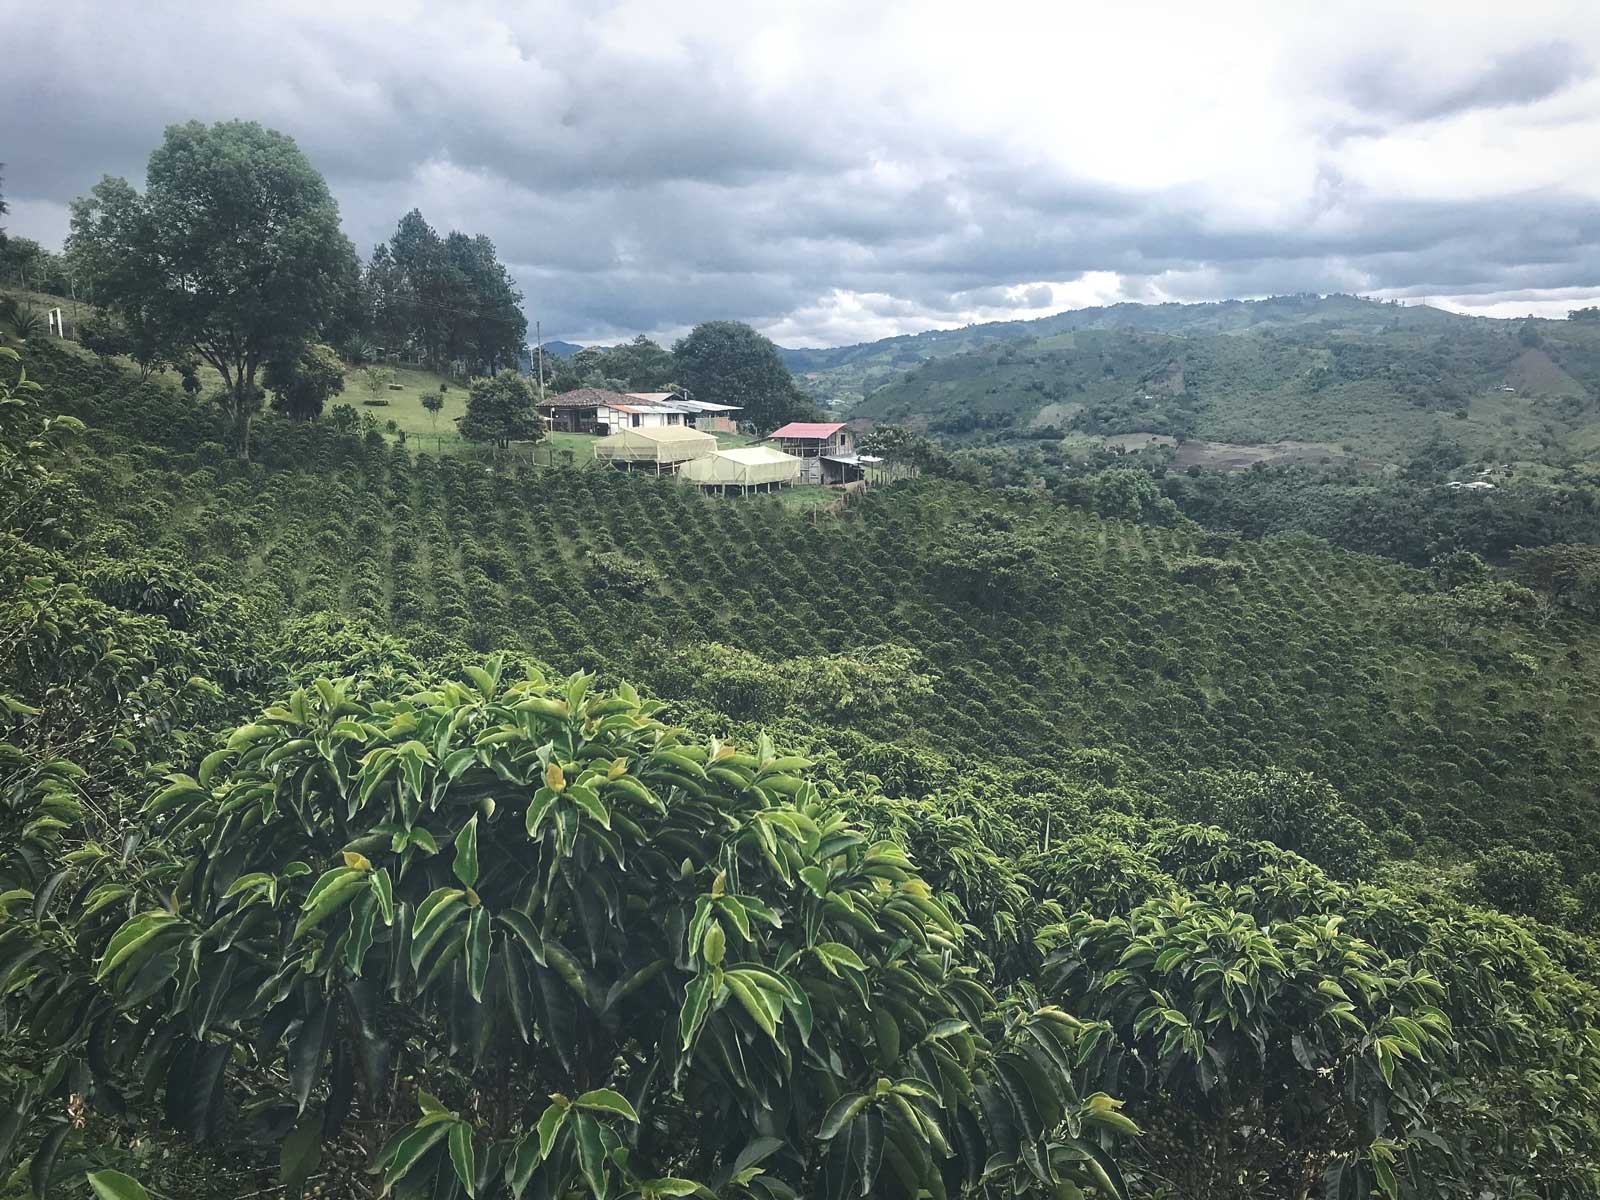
[607,398,699,414]
[674,400,743,412]
[768,421,846,440]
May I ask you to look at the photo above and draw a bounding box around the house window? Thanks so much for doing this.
[631,414,641,428]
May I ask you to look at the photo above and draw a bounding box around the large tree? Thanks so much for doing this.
[458,369,544,450]
[66,120,357,459]
[672,321,816,432]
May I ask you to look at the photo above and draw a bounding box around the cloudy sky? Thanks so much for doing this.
[3,0,1599,346]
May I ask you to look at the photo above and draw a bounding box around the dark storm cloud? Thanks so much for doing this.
[2,1,1598,343]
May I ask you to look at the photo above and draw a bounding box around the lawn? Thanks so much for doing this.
[356,364,471,454]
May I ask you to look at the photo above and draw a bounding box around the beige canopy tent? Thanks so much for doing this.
[679,446,801,492]
[593,426,716,470]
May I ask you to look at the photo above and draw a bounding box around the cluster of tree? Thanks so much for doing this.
[1160,464,1600,566]
[0,234,73,294]
[652,640,936,723]
[850,309,1600,477]
[54,122,545,458]
[365,209,527,373]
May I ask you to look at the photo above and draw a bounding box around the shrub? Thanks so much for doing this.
[0,664,1131,1200]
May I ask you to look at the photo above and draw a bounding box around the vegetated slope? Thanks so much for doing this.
[783,292,1468,407]
[855,317,1600,466]
[13,341,1600,1200]
[36,341,1600,877]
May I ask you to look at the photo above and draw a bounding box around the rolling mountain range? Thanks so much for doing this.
[785,295,1600,470]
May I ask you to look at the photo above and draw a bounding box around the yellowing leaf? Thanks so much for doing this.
[546,762,566,793]
[343,851,372,872]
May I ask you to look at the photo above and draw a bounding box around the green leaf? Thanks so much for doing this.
[536,1101,568,1161]
[86,1172,150,1200]
[280,1119,324,1198]
[574,1113,608,1200]
[449,1122,477,1198]
[680,970,716,1050]
[574,1088,639,1122]
[410,888,468,970]
[466,907,491,1001]
[858,1105,885,1194]
[498,908,546,966]
[381,1121,453,1194]
[568,784,611,830]
[725,972,777,1038]
[702,920,726,966]
[818,1094,870,1140]
[813,942,867,976]
[454,815,480,888]
[647,1180,711,1198]
[370,868,395,925]
[526,788,559,839]
[95,913,182,981]
[293,868,366,940]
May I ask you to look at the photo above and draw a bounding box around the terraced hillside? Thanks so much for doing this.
[40,341,1600,876]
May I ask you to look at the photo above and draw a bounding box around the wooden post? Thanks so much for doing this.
[536,321,545,402]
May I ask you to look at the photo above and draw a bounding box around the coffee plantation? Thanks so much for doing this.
[4,336,1600,1200]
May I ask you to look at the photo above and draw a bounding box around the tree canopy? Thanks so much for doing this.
[672,322,816,433]
[367,210,528,373]
[66,120,357,458]
[458,369,545,449]
[265,342,347,422]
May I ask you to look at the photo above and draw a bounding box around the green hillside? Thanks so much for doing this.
[853,314,1600,468]
[8,336,1600,1198]
[784,293,1469,408]
[19,338,1600,871]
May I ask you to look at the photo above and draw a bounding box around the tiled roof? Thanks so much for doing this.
[542,387,631,408]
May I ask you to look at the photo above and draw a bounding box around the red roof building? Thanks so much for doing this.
[766,421,856,484]
[767,421,846,440]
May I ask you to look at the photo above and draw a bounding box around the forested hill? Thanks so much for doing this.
[782,292,1470,407]
[850,310,1600,466]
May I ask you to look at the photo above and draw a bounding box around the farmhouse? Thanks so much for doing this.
[538,387,627,434]
[767,421,863,484]
[679,446,802,493]
[644,396,744,433]
[541,388,744,435]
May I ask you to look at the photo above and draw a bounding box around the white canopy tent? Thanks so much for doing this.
[679,446,801,491]
[593,426,717,470]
